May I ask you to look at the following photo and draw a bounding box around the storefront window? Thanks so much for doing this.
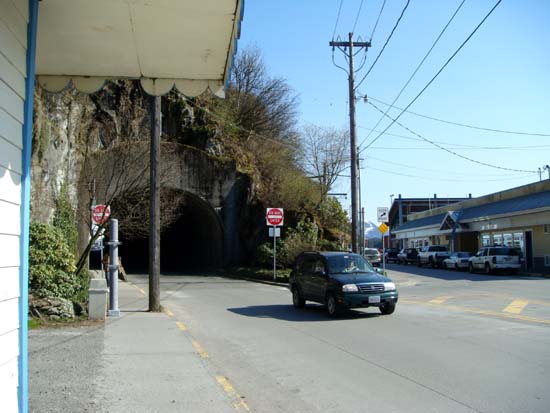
[513,232,524,249]
[482,234,491,246]
[503,233,513,247]
[493,234,503,246]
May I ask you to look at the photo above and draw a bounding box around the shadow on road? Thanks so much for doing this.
[227,304,382,322]
[387,264,545,282]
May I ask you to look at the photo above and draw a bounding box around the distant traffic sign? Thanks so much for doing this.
[266,208,284,226]
[377,207,389,223]
[378,223,389,234]
[92,205,111,225]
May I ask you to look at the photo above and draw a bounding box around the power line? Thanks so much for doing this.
[359,0,467,149]
[370,0,388,41]
[332,0,344,40]
[364,165,538,183]
[362,0,503,150]
[367,96,550,137]
[355,0,411,91]
[368,146,550,151]
[367,100,537,173]
[352,0,365,34]
[365,154,534,177]
[357,125,550,150]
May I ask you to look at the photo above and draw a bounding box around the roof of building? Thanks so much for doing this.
[394,190,550,232]
[394,213,447,232]
[459,190,550,221]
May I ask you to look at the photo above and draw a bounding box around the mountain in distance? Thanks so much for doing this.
[364,221,382,240]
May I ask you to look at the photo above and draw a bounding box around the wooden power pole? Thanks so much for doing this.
[329,33,370,253]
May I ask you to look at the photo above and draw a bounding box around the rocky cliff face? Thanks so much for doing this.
[31,81,152,223]
[30,81,258,268]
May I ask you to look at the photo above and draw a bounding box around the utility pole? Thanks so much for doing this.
[329,33,371,253]
[544,165,550,180]
[149,95,161,312]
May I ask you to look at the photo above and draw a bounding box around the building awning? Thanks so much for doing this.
[35,0,243,96]
[439,211,466,231]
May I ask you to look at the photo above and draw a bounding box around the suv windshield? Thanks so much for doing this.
[327,254,374,274]
[364,249,379,255]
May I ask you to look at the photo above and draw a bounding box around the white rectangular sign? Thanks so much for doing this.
[269,227,281,238]
[377,207,389,223]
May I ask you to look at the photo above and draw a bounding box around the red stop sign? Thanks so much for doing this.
[266,208,284,226]
[92,205,111,225]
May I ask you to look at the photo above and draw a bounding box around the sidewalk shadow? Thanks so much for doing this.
[227,304,381,322]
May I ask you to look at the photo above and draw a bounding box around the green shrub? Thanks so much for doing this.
[255,242,274,267]
[29,222,79,300]
[53,182,78,254]
[278,218,319,267]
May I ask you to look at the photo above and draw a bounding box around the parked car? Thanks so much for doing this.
[468,247,522,274]
[384,248,400,263]
[364,248,381,267]
[418,245,450,268]
[443,252,472,270]
[397,248,419,264]
[289,251,399,316]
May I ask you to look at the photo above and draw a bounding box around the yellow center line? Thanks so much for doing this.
[503,299,529,314]
[216,376,250,411]
[192,340,209,358]
[429,296,452,305]
[401,299,550,325]
[176,321,187,331]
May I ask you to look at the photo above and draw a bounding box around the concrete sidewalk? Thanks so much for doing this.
[29,279,238,412]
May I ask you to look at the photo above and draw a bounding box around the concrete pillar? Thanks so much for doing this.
[88,272,109,320]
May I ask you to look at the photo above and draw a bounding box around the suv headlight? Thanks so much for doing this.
[342,284,358,292]
[383,282,396,291]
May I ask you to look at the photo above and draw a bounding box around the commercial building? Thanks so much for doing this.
[393,181,550,274]
[387,194,470,248]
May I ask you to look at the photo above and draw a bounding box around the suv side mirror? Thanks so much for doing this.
[374,268,384,275]
[314,270,326,278]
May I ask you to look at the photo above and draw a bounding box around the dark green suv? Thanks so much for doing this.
[289,251,398,316]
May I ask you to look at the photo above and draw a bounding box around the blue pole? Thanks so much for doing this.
[19,1,39,412]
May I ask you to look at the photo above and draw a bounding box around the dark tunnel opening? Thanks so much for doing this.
[119,192,224,274]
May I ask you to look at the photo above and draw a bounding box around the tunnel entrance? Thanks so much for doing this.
[119,191,224,274]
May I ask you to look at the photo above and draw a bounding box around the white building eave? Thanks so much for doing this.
[35,0,244,96]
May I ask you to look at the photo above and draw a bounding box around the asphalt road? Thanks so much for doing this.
[124,266,550,413]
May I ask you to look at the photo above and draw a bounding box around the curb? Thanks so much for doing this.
[221,273,289,288]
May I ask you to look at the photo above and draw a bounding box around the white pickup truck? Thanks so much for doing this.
[418,245,450,268]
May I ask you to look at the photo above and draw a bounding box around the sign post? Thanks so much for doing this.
[266,208,284,281]
[378,222,389,275]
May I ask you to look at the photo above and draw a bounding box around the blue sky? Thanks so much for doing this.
[238,0,550,223]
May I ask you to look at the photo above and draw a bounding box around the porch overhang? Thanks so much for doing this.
[35,0,244,96]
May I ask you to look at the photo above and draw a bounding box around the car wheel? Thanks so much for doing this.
[292,286,305,308]
[380,302,396,315]
[430,258,436,268]
[326,294,340,317]
[469,263,475,273]
[455,263,459,270]
[484,263,492,275]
